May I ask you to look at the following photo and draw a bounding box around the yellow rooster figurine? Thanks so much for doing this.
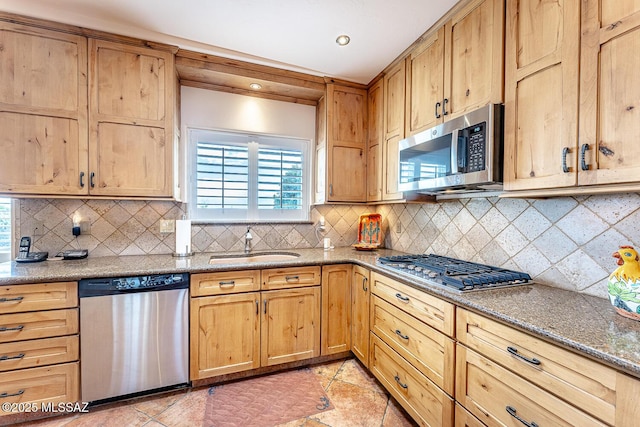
[608,245,640,321]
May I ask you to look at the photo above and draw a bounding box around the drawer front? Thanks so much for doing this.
[457,308,616,424]
[191,270,261,296]
[370,333,454,427]
[456,345,607,427]
[371,295,454,395]
[261,266,321,290]
[371,272,454,336]
[454,403,486,427]
[0,309,78,343]
[0,336,79,372]
[0,282,78,314]
[0,362,79,413]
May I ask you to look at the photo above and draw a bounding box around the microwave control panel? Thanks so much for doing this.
[465,122,486,172]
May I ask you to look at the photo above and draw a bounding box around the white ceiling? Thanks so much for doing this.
[1,0,458,84]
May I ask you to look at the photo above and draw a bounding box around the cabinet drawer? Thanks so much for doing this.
[455,403,485,427]
[0,362,79,413]
[261,266,321,290]
[0,336,79,372]
[457,308,616,424]
[371,272,454,336]
[370,333,453,427]
[0,282,78,314]
[456,345,606,427]
[0,309,78,343]
[191,271,261,296]
[371,295,454,395]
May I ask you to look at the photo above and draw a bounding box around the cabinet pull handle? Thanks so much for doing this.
[507,346,541,366]
[442,98,449,116]
[218,280,235,287]
[0,297,24,303]
[263,299,267,314]
[395,329,409,340]
[394,375,408,389]
[0,353,25,361]
[395,293,410,303]
[0,325,24,332]
[256,300,259,315]
[79,171,85,188]
[580,144,590,171]
[0,389,25,399]
[285,275,300,282]
[329,184,333,196]
[561,147,570,173]
[362,277,368,292]
[506,406,539,427]
[90,172,96,188]
[435,102,442,119]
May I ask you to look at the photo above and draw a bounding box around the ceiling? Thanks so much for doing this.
[1,0,458,84]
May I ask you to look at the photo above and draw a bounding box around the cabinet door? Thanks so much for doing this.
[579,0,640,185]
[190,293,260,379]
[406,29,444,136]
[326,84,367,202]
[0,23,88,195]
[382,134,403,200]
[89,39,174,197]
[321,264,351,355]
[444,0,504,119]
[314,95,327,204]
[261,287,320,366]
[384,61,406,140]
[503,0,580,191]
[367,79,384,202]
[351,265,370,367]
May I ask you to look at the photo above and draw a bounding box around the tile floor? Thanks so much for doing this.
[20,358,417,427]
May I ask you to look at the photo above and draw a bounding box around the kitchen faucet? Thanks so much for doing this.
[244,227,253,254]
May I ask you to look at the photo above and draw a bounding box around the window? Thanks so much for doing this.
[189,129,310,222]
[0,198,11,262]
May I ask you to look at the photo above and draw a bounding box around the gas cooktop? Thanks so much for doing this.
[377,254,532,292]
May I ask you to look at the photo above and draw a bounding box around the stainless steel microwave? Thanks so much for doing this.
[398,104,503,193]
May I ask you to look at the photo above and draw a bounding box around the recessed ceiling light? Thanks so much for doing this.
[336,35,351,46]
[249,83,262,90]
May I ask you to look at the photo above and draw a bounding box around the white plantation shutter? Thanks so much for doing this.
[0,198,11,262]
[190,130,309,222]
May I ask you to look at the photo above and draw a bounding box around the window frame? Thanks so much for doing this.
[0,198,12,263]
[188,128,311,223]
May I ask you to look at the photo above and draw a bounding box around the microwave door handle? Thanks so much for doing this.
[450,128,459,174]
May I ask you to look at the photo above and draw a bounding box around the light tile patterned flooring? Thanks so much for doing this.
[23,359,417,427]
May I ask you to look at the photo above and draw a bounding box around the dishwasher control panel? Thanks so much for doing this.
[79,273,189,297]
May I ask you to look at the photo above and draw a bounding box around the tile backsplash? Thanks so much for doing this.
[16,193,640,299]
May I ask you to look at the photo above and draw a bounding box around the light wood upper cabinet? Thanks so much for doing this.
[351,265,370,367]
[382,62,405,201]
[503,0,581,191]
[578,0,640,186]
[406,28,445,135]
[315,83,367,203]
[367,79,384,202]
[321,264,351,356]
[0,23,88,196]
[89,39,175,197]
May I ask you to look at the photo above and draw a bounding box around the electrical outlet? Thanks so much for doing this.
[32,222,45,236]
[80,220,91,235]
[395,222,402,233]
[160,219,175,234]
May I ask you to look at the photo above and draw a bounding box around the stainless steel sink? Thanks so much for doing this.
[208,252,300,265]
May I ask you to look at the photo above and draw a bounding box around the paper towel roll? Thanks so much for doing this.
[175,219,192,255]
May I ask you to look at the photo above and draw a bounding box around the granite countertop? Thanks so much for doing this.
[2,247,639,378]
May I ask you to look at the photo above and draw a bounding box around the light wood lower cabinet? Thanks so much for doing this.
[0,282,78,314]
[370,334,454,427]
[454,403,485,427]
[261,287,320,366]
[321,264,351,356]
[0,336,79,372]
[351,265,370,366]
[190,269,320,380]
[456,345,606,426]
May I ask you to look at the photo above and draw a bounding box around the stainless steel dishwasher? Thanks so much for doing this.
[79,273,189,402]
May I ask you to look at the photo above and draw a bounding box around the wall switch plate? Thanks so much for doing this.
[160,219,175,234]
[79,220,91,235]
